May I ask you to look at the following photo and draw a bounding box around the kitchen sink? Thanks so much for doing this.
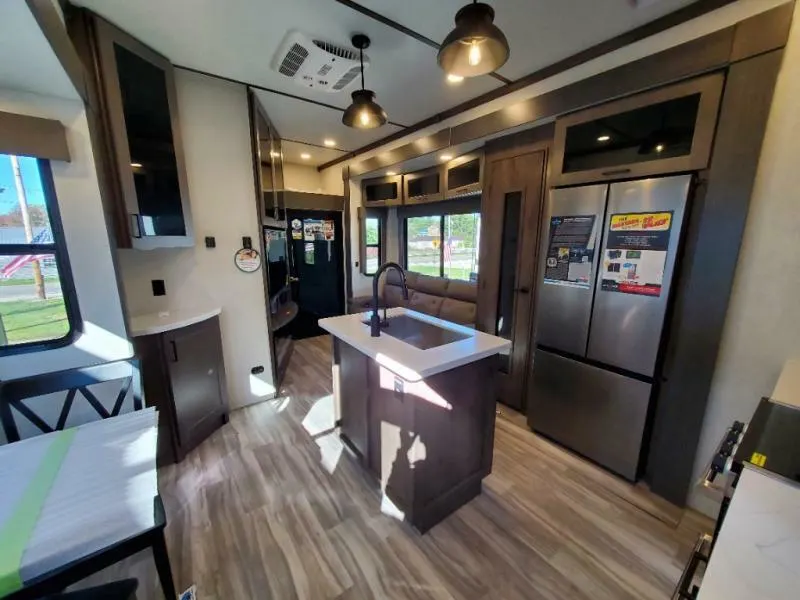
[363,314,470,350]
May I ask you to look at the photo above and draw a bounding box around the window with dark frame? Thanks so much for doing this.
[364,216,382,276]
[0,154,79,353]
[404,211,481,282]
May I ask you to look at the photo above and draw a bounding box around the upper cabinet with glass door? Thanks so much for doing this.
[552,73,724,186]
[88,14,194,249]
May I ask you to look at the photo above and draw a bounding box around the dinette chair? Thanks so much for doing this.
[0,359,143,443]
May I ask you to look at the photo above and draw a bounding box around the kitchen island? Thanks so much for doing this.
[319,307,510,532]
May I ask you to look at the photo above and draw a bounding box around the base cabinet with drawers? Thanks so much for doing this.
[133,315,228,464]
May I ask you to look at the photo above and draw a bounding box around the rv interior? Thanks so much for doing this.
[1,0,800,598]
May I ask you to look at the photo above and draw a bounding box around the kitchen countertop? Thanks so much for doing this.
[698,466,800,600]
[318,307,511,380]
[128,307,222,337]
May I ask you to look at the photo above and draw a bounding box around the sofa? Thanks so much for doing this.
[350,270,477,327]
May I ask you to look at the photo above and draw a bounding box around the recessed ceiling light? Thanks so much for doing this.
[323,139,336,147]
[597,135,611,142]
[655,144,665,153]
[386,171,397,176]
[300,152,311,160]
[269,151,280,158]
[446,73,464,84]
[130,162,142,168]
[440,154,453,161]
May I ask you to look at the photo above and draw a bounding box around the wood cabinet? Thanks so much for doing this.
[552,73,723,186]
[134,316,228,465]
[478,130,550,412]
[444,152,483,198]
[67,9,194,249]
[362,174,403,207]
[403,166,443,205]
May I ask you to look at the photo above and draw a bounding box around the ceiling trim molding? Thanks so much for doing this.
[26,0,88,102]
[173,64,409,129]
[333,0,513,85]
[318,0,742,171]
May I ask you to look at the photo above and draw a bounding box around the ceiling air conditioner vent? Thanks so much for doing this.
[272,31,368,93]
[277,43,309,77]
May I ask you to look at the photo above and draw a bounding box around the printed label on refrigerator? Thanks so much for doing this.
[543,215,596,287]
[303,219,326,241]
[291,219,303,240]
[601,211,673,297]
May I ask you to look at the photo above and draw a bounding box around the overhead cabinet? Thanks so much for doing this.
[551,73,724,186]
[362,174,403,207]
[70,10,194,249]
[444,152,483,198]
[404,166,443,205]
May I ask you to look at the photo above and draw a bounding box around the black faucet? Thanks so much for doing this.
[370,262,408,337]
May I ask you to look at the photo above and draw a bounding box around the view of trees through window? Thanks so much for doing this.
[406,212,480,281]
[365,217,381,275]
[0,154,71,347]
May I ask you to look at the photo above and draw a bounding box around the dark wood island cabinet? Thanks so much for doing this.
[132,312,228,464]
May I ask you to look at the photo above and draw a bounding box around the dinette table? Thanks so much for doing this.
[0,408,176,599]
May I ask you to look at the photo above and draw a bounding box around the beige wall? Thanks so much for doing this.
[689,0,800,515]
[282,162,323,192]
[116,70,275,409]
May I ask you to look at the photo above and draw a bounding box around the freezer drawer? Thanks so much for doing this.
[587,175,690,376]
[536,184,607,356]
[527,349,652,480]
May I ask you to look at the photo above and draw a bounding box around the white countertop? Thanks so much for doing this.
[319,307,511,380]
[128,307,221,337]
[698,467,800,600]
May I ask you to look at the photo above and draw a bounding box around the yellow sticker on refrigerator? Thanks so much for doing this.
[601,211,674,297]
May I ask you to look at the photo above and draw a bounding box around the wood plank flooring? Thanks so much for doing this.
[74,335,713,599]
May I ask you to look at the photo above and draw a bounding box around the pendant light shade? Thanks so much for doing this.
[343,34,388,130]
[438,2,510,77]
[342,89,388,129]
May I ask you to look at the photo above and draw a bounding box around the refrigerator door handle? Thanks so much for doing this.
[514,286,530,294]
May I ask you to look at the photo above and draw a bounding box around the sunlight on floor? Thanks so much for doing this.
[314,430,344,474]
[380,493,406,521]
[301,393,336,437]
[270,396,292,413]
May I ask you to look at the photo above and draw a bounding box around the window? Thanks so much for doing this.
[405,211,481,281]
[0,154,78,352]
[364,216,381,275]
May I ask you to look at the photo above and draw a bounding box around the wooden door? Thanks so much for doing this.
[477,147,547,411]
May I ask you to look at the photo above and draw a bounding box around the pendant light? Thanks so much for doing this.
[438,1,510,77]
[342,34,388,130]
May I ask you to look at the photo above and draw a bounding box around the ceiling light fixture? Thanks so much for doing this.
[440,154,453,161]
[300,153,311,160]
[269,151,280,159]
[386,171,397,176]
[438,1,510,78]
[597,135,611,142]
[655,144,665,153]
[342,34,388,130]
[130,162,143,168]
[447,73,464,84]
[323,139,336,147]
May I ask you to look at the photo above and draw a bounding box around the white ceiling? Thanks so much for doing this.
[73,0,703,160]
[0,2,78,100]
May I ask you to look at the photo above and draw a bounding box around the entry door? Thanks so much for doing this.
[286,209,345,338]
[478,148,547,410]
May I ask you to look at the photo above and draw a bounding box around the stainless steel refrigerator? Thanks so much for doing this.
[528,175,691,480]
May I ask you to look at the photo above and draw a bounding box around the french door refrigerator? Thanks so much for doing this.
[528,175,691,480]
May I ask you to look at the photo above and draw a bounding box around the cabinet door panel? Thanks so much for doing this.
[164,318,225,454]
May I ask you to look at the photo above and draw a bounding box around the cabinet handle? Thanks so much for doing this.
[514,287,530,294]
[170,340,178,362]
[601,168,631,177]
[130,214,142,238]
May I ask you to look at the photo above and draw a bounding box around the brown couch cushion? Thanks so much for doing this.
[385,269,417,288]
[446,279,477,303]
[439,298,476,326]
[408,291,444,316]
[384,284,408,308]
[412,273,450,296]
